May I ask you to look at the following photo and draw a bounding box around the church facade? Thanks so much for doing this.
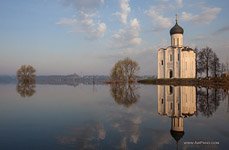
[157,17,196,79]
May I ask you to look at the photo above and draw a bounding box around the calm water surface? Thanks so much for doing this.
[0,84,228,150]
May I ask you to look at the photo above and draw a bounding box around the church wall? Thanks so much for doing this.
[181,86,196,115]
[171,117,184,132]
[165,48,173,78]
[165,85,174,116]
[173,48,180,78]
[180,51,196,78]
[158,49,165,79]
[157,85,165,115]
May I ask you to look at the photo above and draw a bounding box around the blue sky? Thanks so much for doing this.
[0,0,228,75]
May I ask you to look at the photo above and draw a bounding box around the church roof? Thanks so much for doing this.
[170,16,184,35]
[182,46,194,52]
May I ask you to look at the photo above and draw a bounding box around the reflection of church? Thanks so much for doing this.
[158,85,196,144]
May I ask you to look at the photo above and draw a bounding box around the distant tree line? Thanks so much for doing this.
[196,47,228,78]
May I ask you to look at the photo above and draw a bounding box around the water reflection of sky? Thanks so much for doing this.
[0,84,228,149]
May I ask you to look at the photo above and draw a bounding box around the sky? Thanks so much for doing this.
[0,0,229,75]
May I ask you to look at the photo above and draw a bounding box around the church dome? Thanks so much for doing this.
[170,22,184,35]
[170,130,184,142]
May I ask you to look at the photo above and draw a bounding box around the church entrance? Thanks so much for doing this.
[169,70,173,78]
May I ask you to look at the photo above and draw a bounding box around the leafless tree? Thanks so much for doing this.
[110,58,140,83]
[210,52,221,77]
[197,47,214,77]
[17,65,36,84]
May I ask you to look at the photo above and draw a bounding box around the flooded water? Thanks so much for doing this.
[0,84,228,150]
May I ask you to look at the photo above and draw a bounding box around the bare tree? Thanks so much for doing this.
[210,52,220,77]
[110,58,140,83]
[17,65,36,84]
[197,47,214,78]
[220,63,226,75]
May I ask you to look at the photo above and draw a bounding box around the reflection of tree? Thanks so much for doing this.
[16,65,36,97]
[110,83,140,107]
[197,87,226,117]
[17,82,36,97]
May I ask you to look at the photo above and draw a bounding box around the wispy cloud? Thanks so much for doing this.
[111,0,142,49]
[146,7,172,31]
[112,18,141,48]
[57,11,106,39]
[61,0,104,11]
[213,25,229,35]
[181,7,221,24]
[176,0,183,8]
[57,0,106,39]
[115,0,131,24]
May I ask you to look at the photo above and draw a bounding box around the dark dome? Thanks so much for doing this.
[170,130,184,142]
[170,22,184,35]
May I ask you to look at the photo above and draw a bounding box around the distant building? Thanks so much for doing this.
[157,15,196,79]
[158,85,196,145]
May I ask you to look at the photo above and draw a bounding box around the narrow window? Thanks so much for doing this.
[170,54,173,61]
[170,103,173,110]
[177,38,179,46]
[161,60,163,65]
[178,53,180,61]
[161,98,164,104]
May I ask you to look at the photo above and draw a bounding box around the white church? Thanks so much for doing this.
[158,16,196,79]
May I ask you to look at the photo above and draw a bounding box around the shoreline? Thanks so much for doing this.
[137,77,229,89]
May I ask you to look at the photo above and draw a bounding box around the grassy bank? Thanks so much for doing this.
[138,77,229,89]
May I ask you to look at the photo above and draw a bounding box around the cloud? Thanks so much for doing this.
[213,25,229,35]
[146,7,172,30]
[61,0,104,11]
[115,0,131,24]
[56,18,78,26]
[181,7,221,24]
[112,18,141,48]
[57,11,106,39]
[58,0,106,39]
[176,0,183,8]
